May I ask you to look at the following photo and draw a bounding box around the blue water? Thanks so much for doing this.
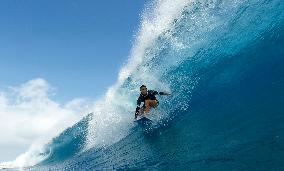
[2,0,284,170]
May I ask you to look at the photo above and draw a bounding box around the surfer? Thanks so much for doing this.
[135,85,171,119]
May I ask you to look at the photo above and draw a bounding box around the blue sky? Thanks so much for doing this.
[0,0,150,163]
[0,0,146,102]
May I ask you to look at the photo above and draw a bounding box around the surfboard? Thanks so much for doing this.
[134,116,152,126]
[135,116,152,122]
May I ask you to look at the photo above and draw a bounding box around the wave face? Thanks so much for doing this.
[4,0,284,170]
[38,114,92,165]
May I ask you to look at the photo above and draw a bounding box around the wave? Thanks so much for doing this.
[2,0,283,170]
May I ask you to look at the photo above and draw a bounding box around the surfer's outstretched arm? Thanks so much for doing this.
[149,90,171,96]
[158,92,171,95]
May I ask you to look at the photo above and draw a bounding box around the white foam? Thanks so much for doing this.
[118,0,190,83]
[85,0,191,150]
[0,139,49,169]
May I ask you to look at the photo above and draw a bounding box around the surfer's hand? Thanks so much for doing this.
[135,111,140,119]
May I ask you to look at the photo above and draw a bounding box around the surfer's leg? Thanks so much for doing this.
[151,100,158,108]
[145,100,158,113]
[145,100,151,113]
[149,100,158,108]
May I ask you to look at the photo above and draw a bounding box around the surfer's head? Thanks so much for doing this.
[140,85,147,95]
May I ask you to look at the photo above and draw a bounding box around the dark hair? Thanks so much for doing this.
[140,85,147,89]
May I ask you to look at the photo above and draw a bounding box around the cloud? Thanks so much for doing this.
[0,78,92,167]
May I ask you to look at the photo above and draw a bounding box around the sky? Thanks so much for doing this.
[0,0,146,102]
[0,0,147,163]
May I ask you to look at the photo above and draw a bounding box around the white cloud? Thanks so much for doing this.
[0,78,92,167]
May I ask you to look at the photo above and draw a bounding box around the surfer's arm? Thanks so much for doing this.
[149,90,160,95]
[150,90,171,95]
[137,96,142,107]
[136,96,144,109]
[135,97,143,117]
[159,92,171,95]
